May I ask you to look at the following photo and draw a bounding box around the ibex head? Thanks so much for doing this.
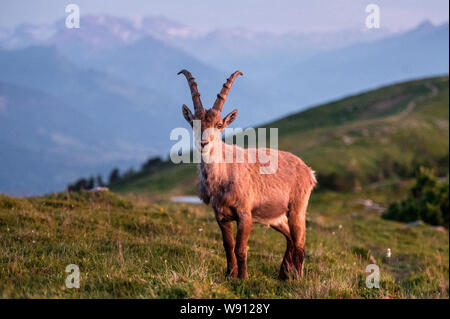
[178,69,242,149]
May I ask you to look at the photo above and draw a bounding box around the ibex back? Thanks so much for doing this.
[178,70,316,280]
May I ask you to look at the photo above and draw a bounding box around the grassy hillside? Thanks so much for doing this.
[0,190,448,298]
[111,75,449,196]
[1,76,448,298]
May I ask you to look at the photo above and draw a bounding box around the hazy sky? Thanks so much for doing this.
[0,0,448,33]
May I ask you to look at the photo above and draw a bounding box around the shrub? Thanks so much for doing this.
[383,167,449,227]
[68,176,95,192]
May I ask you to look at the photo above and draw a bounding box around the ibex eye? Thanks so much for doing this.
[216,123,223,129]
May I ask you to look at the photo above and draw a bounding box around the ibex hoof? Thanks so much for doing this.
[226,268,238,278]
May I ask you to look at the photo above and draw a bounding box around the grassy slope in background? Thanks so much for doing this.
[111,76,449,196]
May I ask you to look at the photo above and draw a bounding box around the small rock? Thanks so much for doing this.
[343,135,354,145]
[386,248,391,258]
[383,249,392,264]
[355,199,385,213]
[359,199,373,207]
[434,226,446,232]
[407,220,423,227]
[90,186,109,192]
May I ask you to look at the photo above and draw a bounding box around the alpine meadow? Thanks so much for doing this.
[1,76,448,298]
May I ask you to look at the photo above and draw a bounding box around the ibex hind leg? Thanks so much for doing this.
[271,221,294,280]
[287,189,312,279]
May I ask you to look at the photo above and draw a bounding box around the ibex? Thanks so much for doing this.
[178,69,316,280]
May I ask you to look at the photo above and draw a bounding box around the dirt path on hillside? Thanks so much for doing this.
[393,82,439,121]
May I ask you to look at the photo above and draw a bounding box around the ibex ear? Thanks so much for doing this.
[223,109,238,127]
[182,104,194,127]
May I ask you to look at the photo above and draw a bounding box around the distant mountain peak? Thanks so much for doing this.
[409,19,439,35]
[416,20,435,29]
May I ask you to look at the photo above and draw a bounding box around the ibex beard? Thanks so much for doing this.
[178,69,317,280]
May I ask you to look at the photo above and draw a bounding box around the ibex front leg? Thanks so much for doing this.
[217,219,238,277]
[235,213,252,279]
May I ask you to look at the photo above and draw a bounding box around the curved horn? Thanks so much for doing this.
[177,69,203,113]
[212,71,243,112]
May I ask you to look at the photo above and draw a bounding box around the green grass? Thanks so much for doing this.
[0,189,448,298]
[1,76,448,298]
